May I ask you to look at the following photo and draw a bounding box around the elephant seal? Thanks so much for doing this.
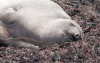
[0,0,84,48]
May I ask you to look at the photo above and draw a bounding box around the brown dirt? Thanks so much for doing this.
[0,0,100,63]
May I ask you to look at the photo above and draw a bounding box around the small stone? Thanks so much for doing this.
[52,53,61,62]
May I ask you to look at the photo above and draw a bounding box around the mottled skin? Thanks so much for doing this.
[0,0,84,48]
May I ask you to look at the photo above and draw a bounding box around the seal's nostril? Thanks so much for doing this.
[74,34,80,38]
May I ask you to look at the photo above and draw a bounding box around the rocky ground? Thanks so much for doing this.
[0,0,100,63]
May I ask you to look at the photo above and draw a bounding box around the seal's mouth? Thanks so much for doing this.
[64,36,76,42]
[63,34,82,42]
[68,36,78,41]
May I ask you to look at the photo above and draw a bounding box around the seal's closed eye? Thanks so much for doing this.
[69,22,76,27]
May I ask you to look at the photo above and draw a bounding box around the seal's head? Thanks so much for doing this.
[40,19,84,44]
[60,19,84,42]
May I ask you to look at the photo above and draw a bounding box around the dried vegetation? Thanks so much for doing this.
[0,0,100,63]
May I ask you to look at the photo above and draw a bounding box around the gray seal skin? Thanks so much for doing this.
[0,0,84,47]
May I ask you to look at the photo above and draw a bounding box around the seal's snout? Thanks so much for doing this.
[74,34,82,40]
[74,32,84,41]
[74,33,80,38]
